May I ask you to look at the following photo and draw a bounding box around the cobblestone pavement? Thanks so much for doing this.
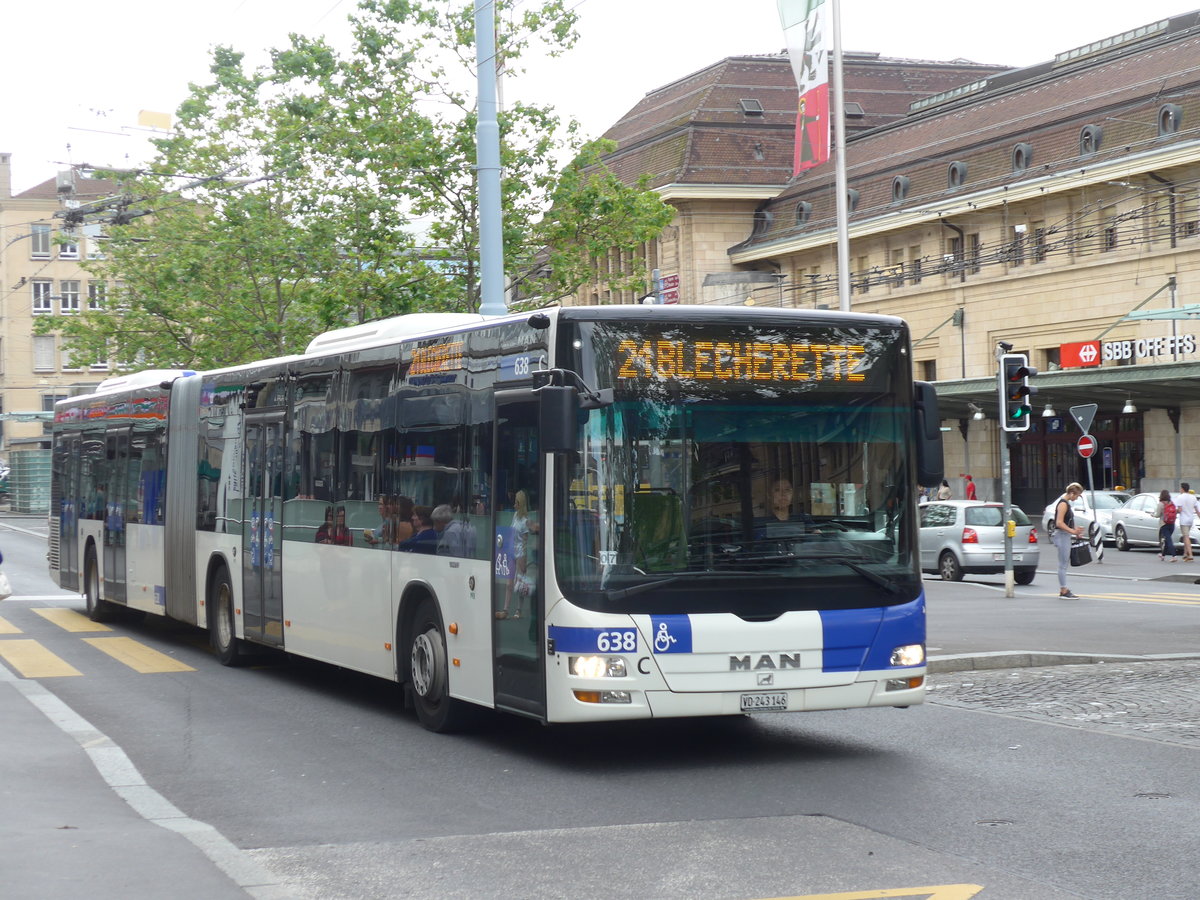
[927,658,1200,748]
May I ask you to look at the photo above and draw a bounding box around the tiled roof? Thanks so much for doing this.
[600,54,1007,191]
[740,12,1200,250]
[15,176,119,202]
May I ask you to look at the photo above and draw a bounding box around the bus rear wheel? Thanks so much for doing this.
[210,567,246,667]
[84,547,115,623]
[407,597,471,733]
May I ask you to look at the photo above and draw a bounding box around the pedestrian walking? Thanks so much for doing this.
[964,475,977,500]
[1050,482,1085,598]
[936,479,952,500]
[1175,482,1198,562]
[1155,489,1179,561]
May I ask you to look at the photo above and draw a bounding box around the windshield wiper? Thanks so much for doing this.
[597,570,762,601]
[820,557,902,594]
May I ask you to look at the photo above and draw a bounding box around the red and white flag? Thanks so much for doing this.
[778,0,830,175]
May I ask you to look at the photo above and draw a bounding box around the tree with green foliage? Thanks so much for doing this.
[50,0,673,371]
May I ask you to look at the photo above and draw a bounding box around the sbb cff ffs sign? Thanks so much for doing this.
[999,353,1038,433]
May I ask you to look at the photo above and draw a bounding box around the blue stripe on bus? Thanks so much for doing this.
[549,626,639,654]
[649,614,692,653]
[819,595,925,672]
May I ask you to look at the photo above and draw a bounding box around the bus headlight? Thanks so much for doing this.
[570,656,627,678]
[890,643,925,667]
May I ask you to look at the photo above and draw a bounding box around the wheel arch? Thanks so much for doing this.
[203,552,236,629]
[395,580,438,684]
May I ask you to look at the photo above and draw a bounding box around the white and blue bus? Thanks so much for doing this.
[49,306,943,731]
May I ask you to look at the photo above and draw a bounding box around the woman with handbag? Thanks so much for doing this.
[1051,482,1085,598]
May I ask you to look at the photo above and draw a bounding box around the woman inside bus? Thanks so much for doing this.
[497,489,538,620]
[399,505,438,553]
[363,494,394,548]
[315,506,335,544]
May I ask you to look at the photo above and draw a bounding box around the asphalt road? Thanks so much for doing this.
[3,515,1198,900]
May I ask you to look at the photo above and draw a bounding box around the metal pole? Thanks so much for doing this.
[830,0,851,312]
[474,0,506,316]
[996,347,1014,597]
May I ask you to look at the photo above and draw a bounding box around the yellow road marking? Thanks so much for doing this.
[82,637,195,673]
[33,607,112,632]
[767,885,984,900]
[0,616,22,634]
[1086,593,1200,607]
[0,639,82,677]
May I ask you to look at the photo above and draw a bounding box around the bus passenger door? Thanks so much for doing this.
[491,397,545,719]
[242,413,285,647]
[103,428,130,602]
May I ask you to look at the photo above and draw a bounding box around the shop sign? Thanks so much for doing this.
[1061,335,1196,368]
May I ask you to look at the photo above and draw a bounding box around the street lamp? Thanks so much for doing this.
[968,402,985,421]
[1042,402,1057,417]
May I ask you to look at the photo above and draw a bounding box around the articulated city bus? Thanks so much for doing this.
[49,306,943,732]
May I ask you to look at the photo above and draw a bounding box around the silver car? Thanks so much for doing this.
[1110,492,1200,551]
[920,500,1041,584]
[1041,490,1131,544]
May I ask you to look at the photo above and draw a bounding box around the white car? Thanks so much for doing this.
[1042,490,1131,544]
[1110,492,1200,551]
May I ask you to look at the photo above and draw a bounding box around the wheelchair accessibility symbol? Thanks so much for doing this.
[654,622,676,652]
[649,615,692,653]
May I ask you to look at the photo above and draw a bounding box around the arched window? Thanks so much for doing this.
[891,175,910,203]
[1079,124,1103,157]
[1012,142,1033,173]
[947,161,968,190]
[846,188,860,211]
[1159,104,1183,136]
[795,201,812,224]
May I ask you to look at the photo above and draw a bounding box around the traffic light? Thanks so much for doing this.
[1000,353,1037,432]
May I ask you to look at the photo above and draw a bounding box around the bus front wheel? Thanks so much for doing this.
[407,597,471,733]
[210,567,246,667]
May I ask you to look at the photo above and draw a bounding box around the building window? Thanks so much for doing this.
[88,282,107,310]
[41,392,69,412]
[90,347,110,371]
[1158,104,1182,136]
[846,188,860,211]
[1032,222,1048,262]
[58,235,79,259]
[795,201,812,224]
[30,224,51,258]
[32,280,53,315]
[1012,142,1033,173]
[1009,224,1027,266]
[738,98,764,116]
[1103,218,1118,251]
[83,223,106,259]
[908,246,922,284]
[889,249,906,287]
[60,280,81,314]
[967,233,982,274]
[947,161,968,190]
[1079,124,1103,157]
[854,255,870,295]
[920,360,937,381]
[33,335,56,372]
[891,175,910,204]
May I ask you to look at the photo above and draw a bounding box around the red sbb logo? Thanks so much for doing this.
[1061,341,1101,368]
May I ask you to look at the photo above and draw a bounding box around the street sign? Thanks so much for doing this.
[1069,403,1098,434]
[1077,434,1097,458]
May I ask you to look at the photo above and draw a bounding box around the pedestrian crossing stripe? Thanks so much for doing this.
[82,637,195,673]
[767,884,984,900]
[1085,592,1200,606]
[33,607,113,632]
[0,639,83,678]
[0,615,21,634]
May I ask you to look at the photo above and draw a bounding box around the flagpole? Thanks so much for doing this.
[830,0,851,311]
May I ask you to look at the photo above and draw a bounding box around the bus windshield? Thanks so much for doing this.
[554,317,920,615]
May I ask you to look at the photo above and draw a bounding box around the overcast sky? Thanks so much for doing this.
[2,0,1193,194]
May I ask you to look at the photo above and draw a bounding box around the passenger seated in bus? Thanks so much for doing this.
[755,478,812,542]
[314,506,335,544]
[329,505,353,546]
[393,496,415,544]
[363,495,393,548]
[434,503,475,557]
[399,505,438,553]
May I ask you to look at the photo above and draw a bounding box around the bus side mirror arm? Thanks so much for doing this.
[535,369,613,454]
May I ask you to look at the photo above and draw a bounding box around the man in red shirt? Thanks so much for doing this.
[965,475,977,500]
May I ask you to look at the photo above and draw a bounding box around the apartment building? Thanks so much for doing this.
[0,154,115,451]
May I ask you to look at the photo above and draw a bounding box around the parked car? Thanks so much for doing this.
[1109,492,1200,551]
[1041,490,1131,544]
[919,500,1040,584]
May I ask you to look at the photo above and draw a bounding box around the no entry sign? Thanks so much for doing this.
[1077,434,1097,458]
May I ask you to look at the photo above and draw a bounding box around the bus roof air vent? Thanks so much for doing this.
[304,313,489,356]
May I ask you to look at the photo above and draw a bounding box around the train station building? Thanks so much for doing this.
[581,11,1200,513]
